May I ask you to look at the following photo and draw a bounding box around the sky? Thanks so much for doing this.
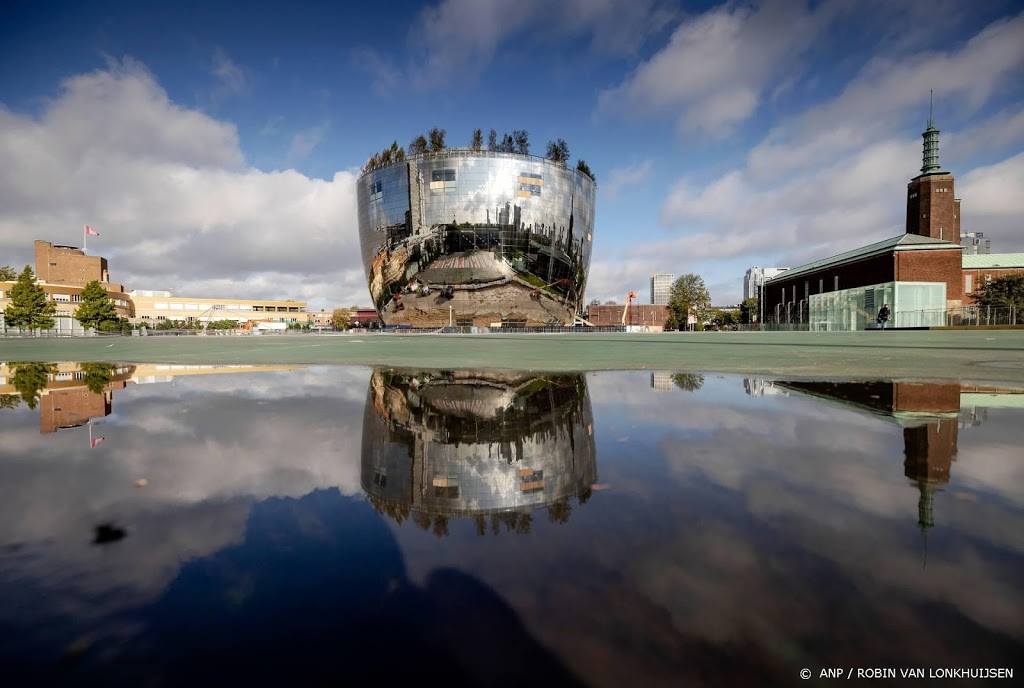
[1,0,1023,309]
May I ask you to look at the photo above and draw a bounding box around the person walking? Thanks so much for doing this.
[877,303,891,330]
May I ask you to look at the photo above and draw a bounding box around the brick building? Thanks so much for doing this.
[962,254,1024,300]
[34,240,112,286]
[763,116,1022,329]
[588,303,668,330]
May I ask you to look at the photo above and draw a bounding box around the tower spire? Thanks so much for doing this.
[921,90,941,174]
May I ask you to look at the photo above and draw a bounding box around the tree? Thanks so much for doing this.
[75,280,120,330]
[80,362,117,394]
[546,138,570,164]
[331,308,351,330]
[665,273,710,331]
[575,159,595,182]
[499,132,514,153]
[8,362,57,410]
[671,373,705,392]
[487,128,497,151]
[513,129,529,155]
[4,266,56,333]
[470,128,483,150]
[974,274,1024,310]
[408,135,427,156]
[0,265,16,281]
[427,126,447,152]
[739,297,758,324]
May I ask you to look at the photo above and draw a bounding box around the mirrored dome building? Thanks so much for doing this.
[356,149,596,327]
[361,368,597,530]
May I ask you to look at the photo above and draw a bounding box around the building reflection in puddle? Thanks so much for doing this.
[755,379,1024,544]
[361,368,597,534]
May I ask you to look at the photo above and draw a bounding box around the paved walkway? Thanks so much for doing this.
[2,330,1024,384]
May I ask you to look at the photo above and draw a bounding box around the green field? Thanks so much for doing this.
[4,330,1024,384]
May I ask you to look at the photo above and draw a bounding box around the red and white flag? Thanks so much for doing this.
[85,225,99,236]
[90,436,105,448]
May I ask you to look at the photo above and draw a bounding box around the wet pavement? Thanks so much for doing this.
[0,362,1021,686]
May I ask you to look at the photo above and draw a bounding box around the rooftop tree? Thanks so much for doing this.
[546,138,570,164]
[471,128,483,150]
[576,159,595,182]
[488,128,497,151]
[408,135,428,156]
[427,126,447,152]
[513,129,529,155]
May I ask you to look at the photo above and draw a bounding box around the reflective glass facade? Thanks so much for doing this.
[807,281,946,330]
[357,150,596,327]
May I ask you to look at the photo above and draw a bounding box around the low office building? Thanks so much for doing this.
[1,241,307,330]
[130,291,307,327]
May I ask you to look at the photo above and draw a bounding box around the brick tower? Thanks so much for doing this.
[906,96,960,241]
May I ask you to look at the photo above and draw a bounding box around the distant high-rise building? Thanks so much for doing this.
[743,266,789,301]
[960,231,990,255]
[650,273,673,305]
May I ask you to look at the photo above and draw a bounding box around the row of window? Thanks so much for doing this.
[149,303,302,312]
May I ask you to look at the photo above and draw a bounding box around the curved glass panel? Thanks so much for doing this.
[357,150,597,326]
[361,368,596,528]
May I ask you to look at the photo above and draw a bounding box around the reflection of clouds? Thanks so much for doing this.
[0,367,371,611]
[593,371,1024,642]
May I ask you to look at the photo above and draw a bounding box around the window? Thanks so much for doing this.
[804,282,809,299]
[517,172,543,197]
[834,276,839,291]
[965,275,972,293]
[818,278,824,293]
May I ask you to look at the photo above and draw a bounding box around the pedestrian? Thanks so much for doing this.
[877,303,890,330]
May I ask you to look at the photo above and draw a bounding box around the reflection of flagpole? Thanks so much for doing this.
[88,419,105,448]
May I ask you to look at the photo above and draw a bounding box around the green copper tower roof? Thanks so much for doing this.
[921,90,943,174]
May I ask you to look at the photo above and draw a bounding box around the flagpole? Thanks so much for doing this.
[83,224,88,254]
[88,419,92,448]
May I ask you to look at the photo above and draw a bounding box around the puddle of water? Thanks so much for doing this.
[0,362,1021,686]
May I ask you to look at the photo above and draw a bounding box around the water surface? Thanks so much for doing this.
[1,362,1021,686]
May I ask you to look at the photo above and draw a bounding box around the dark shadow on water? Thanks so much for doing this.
[27,488,582,688]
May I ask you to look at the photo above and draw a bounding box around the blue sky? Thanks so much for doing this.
[2,0,1023,309]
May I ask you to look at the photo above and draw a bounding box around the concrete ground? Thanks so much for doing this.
[3,330,1024,385]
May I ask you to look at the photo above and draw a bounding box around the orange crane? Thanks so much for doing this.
[621,291,638,326]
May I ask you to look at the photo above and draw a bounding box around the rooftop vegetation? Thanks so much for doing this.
[361,127,596,183]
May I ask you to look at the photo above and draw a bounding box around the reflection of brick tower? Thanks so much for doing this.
[905,98,960,241]
[903,419,958,538]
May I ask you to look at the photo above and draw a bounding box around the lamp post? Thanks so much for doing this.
[449,305,453,328]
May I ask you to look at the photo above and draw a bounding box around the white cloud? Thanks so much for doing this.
[601,160,653,200]
[364,0,674,93]
[0,58,366,309]
[288,121,330,161]
[646,11,1024,301]
[598,0,836,138]
[957,152,1024,239]
[748,11,1024,180]
[211,48,248,99]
